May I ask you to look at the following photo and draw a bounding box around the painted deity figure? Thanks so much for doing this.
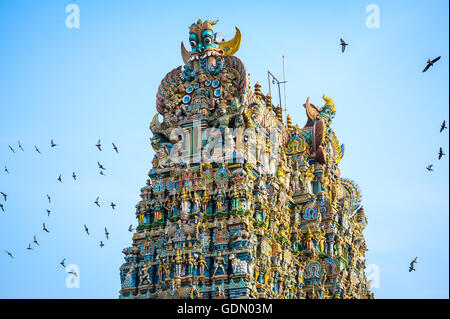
[157,261,164,282]
[291,163,300,194]
[212,251,227,276]
[317,233,326,254]
[180,187,191,223]
[162,258,171,280]
[174,248,184,277]
[153,203,163,223]
[186,251,196,276]
[139,262,152,286]
[305,229,315,252]
[192,192,201,216]
[201,190,209,216]
[196,252,209,277]
[231,184,240,210]
[214,189,226,213]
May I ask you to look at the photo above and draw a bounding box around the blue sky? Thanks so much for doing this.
[0,0,448,298]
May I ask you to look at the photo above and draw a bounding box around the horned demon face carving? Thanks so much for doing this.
[181,19,241,66]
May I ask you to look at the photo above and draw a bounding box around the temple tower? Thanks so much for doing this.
[119,19,373,299]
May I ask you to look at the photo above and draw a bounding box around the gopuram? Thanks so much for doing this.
[119,19,374,299]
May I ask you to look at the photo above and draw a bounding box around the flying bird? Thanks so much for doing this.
[60,258,66,268]
[84,224,89,235]
[42,223,49,233]
[426,165,433,171]
[409,257,418,272]
[440,120,447,133]
[27,243,33,251]
[94,197,100,207]
[4,250,14,259]
[4,166,9,174]
[340,38,348,53]
[58,175,62,183]
[34,145,41,154]
[18,140,24,151]
[112,143,119,153]
[8,145,15,154]
[0,192,7,201]
[47,194,51,203]
[96,139,102,151]
[100,170,106,176]
[68,271,78,277]
[105,228,109,240]
[46,209,51,217]
[110,202,116,210]
[0,203,4,212]
[438,147,445,160]
[72,172,77,180]
[100,241,104,248]
[97,161,106,170]
[33,235,39,246]
[128,225,134,232]
[423,56,441,72]
[50,139,58,147]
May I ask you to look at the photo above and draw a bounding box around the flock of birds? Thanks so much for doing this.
[1,139,136,278]
[340,39,447,273]
[426,121,447,172]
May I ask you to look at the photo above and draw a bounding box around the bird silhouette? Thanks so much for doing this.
[58,175,62,183]
[99,170,106,176]
[110,202,116,210]
[60,258,66,268]
[426,165,433,171]
[423,56,441,72]
[46,209,51,217]
[0,203,4,212]
[4,250,14,259]
[84,224,89,235]
[440,120,447,133]
[72,172,77,181]
[128,225,134,232]
[68,271,78,277]
[42,223,49,233]
[8,145,15,154]
[438,147,445,160]
[112,143,119,153]
[33,235,39,246]
[340,38,348,53]
[96,139,102,151]
[105,228,109,240]
[27,243,33,251]
[4,166,9,174]
[34,145,41,154]
[0,192,7,201]
[50,139,58,147]
[409,257,418,272]
[18,140,24,151]
[94,197,100,207]
[98,161,106,170]
[47,194,51,203]
[100,241,104,248]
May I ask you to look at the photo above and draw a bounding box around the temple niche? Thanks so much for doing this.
[119,19,373,299]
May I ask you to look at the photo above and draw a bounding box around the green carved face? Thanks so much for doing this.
[319,105,335,122]
[189,29,220,54]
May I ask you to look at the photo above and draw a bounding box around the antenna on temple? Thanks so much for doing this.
[267,58,287,123]
[282,55,287,123]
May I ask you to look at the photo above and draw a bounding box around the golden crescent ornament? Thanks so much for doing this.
[181,41,190,65]
[218,27,241,56]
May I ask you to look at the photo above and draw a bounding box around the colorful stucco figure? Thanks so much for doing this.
[119,19,373,299]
